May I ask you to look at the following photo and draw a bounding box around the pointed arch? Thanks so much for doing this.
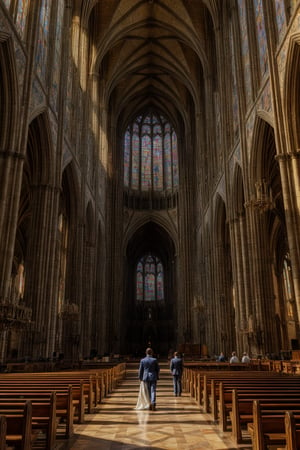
[231,163,245,218]
[283,33,300,151]
[249,116,283,212]
[249,116,276,193]
[126,221,176,266]
[61,161,81,226]
[27,112,55,185]
[13,112,55,279]
[123,220,177,355]
[213,193,227,240]
[212,193,236,355]
[249,114,293,353]
[0,35,20,150]
[123,213,178,256]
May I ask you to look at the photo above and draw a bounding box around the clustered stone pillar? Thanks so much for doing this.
[0,151,25,304]
[277,153,300,326]
[0,151,25,362]
[21,184,60,359]
[246,193,278,355]
[229,212,252,355]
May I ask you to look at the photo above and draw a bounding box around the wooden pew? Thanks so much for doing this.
[218,381,300,431]
[213,373,300,414]
[0,377,91,418]
[0,386,74,438]
[248,400,300,450]
[0,372,97,412]
[0,364,125,411]
[0,382,82,422]
[0,416,6,450]
[4,400,35,450]
[202,370,291,415]
[0,391,56,449]
[285,410,300,450]
[0,364,125,446]
[230,389,300,444]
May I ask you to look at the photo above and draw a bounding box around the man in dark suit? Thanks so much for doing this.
[138,347,160,410]
[170,351,183,396]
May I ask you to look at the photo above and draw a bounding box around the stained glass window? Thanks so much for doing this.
[15,0,29,38]
[36,0,51,83]
[274,0,286,37]
[124,113,178,192]
[253,0,268,76]
[3,0,12,10]
[136,255,164,302]
[50,0,64,111]
[237,0,252,105]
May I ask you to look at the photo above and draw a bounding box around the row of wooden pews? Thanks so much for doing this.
[0,362,125,449]
[183,362,300,449]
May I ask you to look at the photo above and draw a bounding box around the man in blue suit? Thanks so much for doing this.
[138,347,160,410]
[170,351,183,396]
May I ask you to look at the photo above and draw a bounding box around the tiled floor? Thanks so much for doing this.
[59,362,252,449]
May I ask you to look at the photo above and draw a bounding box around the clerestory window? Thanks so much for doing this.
[123,112,178,193]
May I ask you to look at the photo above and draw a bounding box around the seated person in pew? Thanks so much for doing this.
[217,352,226,362]
[241,352,251,363]
[230,351,239,363]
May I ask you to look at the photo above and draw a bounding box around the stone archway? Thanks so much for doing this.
[123,221,176,357]
[212,194,236,358]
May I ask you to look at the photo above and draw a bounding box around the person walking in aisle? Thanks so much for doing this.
[170,351,183,396]
[138,347,160,410]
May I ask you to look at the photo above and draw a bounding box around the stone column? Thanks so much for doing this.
[43,186,61,358]
[276,153,300,324]
[68,221,84,360]
[0,151,25,302]
[22,184,60,359]
[229,215,246,354]
[245,194,278,356]
[212,237,235,356]
[203,239,215,355]
[81,241,96,357]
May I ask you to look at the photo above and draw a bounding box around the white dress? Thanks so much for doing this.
[135,381,150,409]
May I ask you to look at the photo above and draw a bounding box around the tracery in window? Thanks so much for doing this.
[136,254,164,302]
[124,112,178,193]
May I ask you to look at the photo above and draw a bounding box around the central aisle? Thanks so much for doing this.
[61,362,251,449]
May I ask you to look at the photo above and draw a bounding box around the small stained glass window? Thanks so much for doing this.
[136,254,164,302]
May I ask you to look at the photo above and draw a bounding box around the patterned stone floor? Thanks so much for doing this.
[58,362,253,449]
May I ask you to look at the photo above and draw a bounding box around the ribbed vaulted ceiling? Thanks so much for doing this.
[83,0,219,130]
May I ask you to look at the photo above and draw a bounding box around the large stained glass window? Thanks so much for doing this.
[136,254,164,302]
[124,113,178,192]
